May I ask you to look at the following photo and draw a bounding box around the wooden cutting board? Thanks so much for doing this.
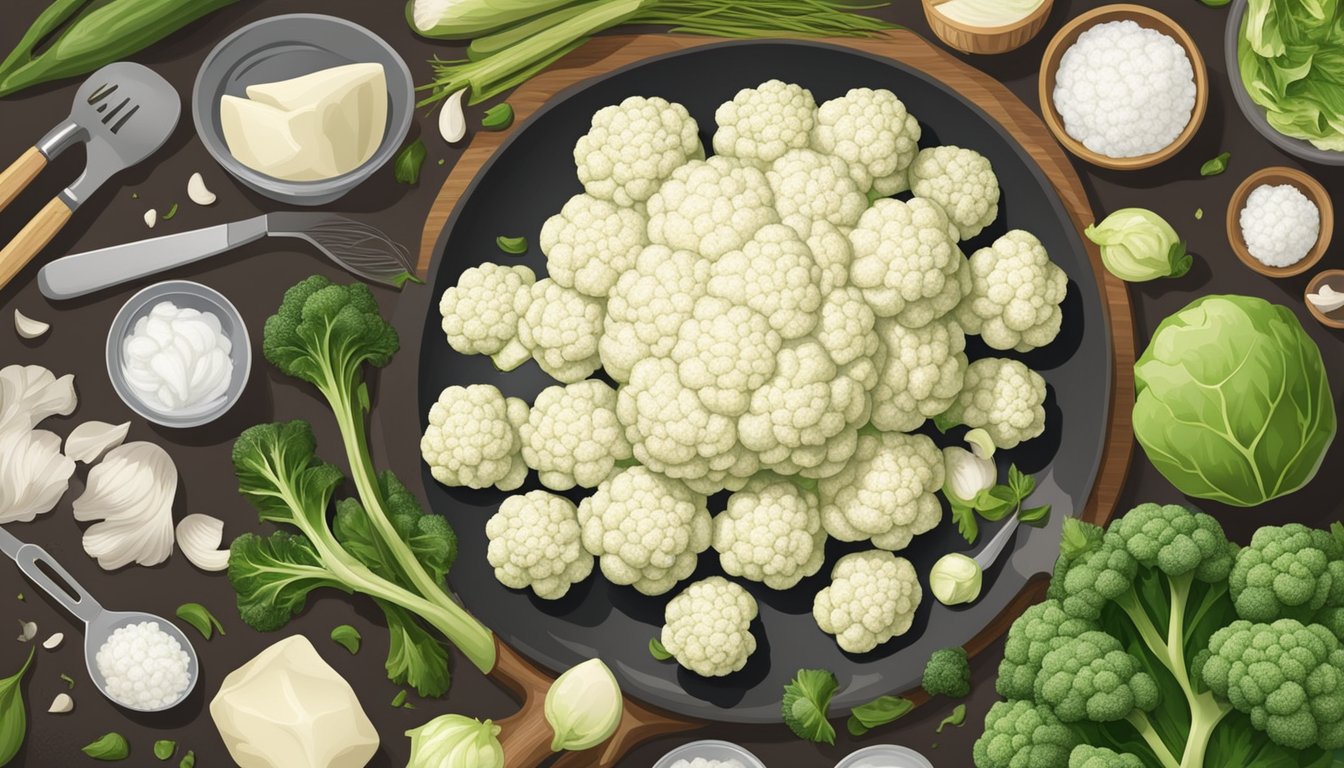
[415,29,1136,768]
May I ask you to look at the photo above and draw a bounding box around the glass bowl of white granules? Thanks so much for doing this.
[1039,4,1208,170]
[654,740,767,768]
[88,615,198,712]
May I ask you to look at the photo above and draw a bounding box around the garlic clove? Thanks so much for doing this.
[144,209,157,228]
[48,693,74,714]
[439,89,467,144]
[42,632,63,650]
[73,442,177,570]
[175,513,229,572]
[64,421,130,464]
[187,172,216,206]
[14,310,49,340]
[17,620,36,643]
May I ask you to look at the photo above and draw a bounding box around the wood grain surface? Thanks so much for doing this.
[416,27,1136,765]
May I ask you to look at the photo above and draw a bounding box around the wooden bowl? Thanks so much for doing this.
[1306,270,1344,329]
[922,0,1054,55]
[1038,4,1208,170]
[1227,166,1333,278]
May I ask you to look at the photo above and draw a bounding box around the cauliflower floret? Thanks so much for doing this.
[600,245,709,383]
[439,263,535,371]
[955,230,1068,353]
[517,279,604,383]
[617,357,756,493]
[520,380,632,491]
[804,219,854,297]
[646,156,778,260]
[660,576,758,677]
[815,286,881,387]
[812,88,921,193]
[939,357,1047,449]
[848,198,970,327]
[486,491,593,599]
[578,467,712,596]
[766,148,867,236]
[670,296,781,417]
[813,550,922,653]
[870,316,967,433]
[713,80,817,168]
[818,431,944,551]
[713,477,826,590]
[707,223,822,339]
[738,340,869,480]
[421,384,529,490]
[574,96,703,207]
[540,194,647,298]
[908,146,1001,241]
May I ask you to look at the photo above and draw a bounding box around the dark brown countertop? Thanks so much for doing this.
[0,1,1340,767]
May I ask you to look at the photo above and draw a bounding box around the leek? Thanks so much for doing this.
[408,0,581,39]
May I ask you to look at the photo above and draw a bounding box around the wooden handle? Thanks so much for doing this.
[0,197,71,290]
[0,147,47,215]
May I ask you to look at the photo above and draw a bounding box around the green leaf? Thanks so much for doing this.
[1168,241,1193,278]
[1007,465,1035,499]
[973,486,1017,521]
[175,603,225,640]
[1201,0,1231,6]
[481,102,515,130]
[179,751,195,768]
[932,411,959,433]
[847,695,914,737]
[82,732,130,761]
[394,139,428,185]
[936,703,967,734]
[0,649,34,766]
[495,235,528,255]
[950,501,979,544]
[649,637,672,661]
[381,602,451,698]
[1019,504,1052,526]
[153,740,176,760]
[228,531,346,633]
[161,203,179,221]
[59,673,74,690]
[1059,518,1104,561]
[1200,151,1231,176]
[331,624,362,655]
[781,669,838,745]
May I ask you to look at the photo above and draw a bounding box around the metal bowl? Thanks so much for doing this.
[1225,0,1344,166]
[652,740,767,768]
[192,13,415,205]
[106,280,251,428]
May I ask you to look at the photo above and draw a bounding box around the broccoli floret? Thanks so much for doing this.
[997,600,1095,700]
[1056,534,1137,621]
[923,646,971,698]
[263,275,398,392]
[1035,632,1158,723]
[1109,502,1237,584]
[1068,746,1145,768]
[1230,524,1344,626]
[973,700,1076,768]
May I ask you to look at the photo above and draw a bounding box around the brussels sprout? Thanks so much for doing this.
[406,714,504,768]
[930,553,983,606]
[1084,208,1191,282]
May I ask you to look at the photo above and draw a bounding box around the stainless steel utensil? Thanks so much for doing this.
[39,212,417,299]
[0,525,199,712]
[0,62,180,290]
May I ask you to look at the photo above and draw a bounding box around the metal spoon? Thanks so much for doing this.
[0,525,198,712]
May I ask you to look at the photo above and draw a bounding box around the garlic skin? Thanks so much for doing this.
[144,209,157,228]
[0,365,76,436]
[73,442,177,570]
[176,514,230,572]
[48,693,74,714]
[14,310,49,340]
[42,632,63,650]
[187,172,217,206]
[0,429,75,523]
[439,89,467,143]
[16,621,36,643]
[64,420,130,464]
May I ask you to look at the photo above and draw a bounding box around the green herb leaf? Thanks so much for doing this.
[60,673,75,690]
[394,139,428,185]
[1195,208,1204,220]
[1007,465,1035,499]
[973,487,1017,521]
[865,187,885,205]
[331,624,362,655]
[781,669,838,745]
[937,703,967,733]
[950,501,979,545]
[1059,518,1105,562]
[496,235,528,255]
[179,750,195,768]
[1167,241,1193,279]
[847,695,914,737]
[391,689,408,709]
[161,203,179,221]
[1200,0,1230,6]
[82,732,130,761]
[175,603,225,640]
[153,740,176,760]
[0,649,35,766]
[1200,152,1231,176]
[482,102,515,130]
[649,637,672,661]
[1019,504,1052,526]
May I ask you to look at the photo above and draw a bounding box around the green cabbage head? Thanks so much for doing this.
[1133,294,1335,507]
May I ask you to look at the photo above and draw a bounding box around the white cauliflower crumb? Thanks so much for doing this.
[767,148,868,237]
[1240,183,1320,268]
[939,357,1047,449]
[600,245,709,383]
[661,576,758,677]
[520,380,632,491]
[486,491,592,599]
[421,384,529,490]
[646,156,779,259]
[517,278,605,383]
[713,477,826,590]
[439,263,535,371]
[956,229,1067,352]
[812,87,921,193]
[575,96,704,207]
[908,145,1001,240]
[813,550,921,653]
[713,79,817,167]
[818,431,944,551]
[540,193,647,297]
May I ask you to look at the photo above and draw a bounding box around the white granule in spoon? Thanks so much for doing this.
[1053,20,1196,158]
[95,621,192,710]
[1240,184,1320,268]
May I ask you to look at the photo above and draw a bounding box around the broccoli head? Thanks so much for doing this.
[1067,746,1144,768]
[1035,632,1159,723]
[923,646,971,698]
[973,699,1076,768]
[997,599,1095,700]
[1230,524,1344,625]
[1109,502,1236,583]
[1057,535,1137,620]
[1200,618,1344,751]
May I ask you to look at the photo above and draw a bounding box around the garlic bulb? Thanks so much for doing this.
[544,658,623,752]
[176,514,229,572]
[0,365,76,435]
[73,442,177,570]
[187,172,216,206]
[0,429,75,523]
[64,420,130,464]
[13,310,49,340]
[48,693,74,714]
[439,89,467,143]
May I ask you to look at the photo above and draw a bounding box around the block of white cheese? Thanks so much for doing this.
[209,635,379,768]
[220,62,387,182]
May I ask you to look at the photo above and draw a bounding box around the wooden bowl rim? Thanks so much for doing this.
[1226,165,1334,278]
[1037,3,1208,171]
[1305,269,1344,329]
[922,0,1054,36]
